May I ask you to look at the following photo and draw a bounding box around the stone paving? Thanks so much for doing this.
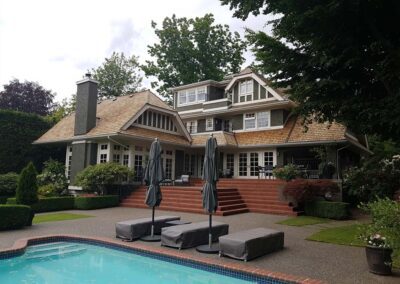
[0,207,399,283]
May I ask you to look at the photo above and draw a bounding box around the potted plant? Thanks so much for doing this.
[360,198,400,275]
[364,233,393,275]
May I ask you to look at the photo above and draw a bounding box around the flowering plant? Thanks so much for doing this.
[366,233,389,248]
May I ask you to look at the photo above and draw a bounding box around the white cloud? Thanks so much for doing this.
[0,0,271,102]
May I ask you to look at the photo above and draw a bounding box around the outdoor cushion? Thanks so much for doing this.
[161,221,229,249]
[219,228,284,261]
[115,215,180,241]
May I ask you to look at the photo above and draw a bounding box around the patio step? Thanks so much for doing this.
[121,181,297,216]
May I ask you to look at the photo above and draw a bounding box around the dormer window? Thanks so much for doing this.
[178,87,207,106]
[239,80,253,102]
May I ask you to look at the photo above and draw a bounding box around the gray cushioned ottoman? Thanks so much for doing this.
[116,215,180,241]
[219,228,284,261]
[161,221,229,249]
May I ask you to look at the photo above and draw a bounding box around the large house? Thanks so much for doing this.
[35,68,370,184]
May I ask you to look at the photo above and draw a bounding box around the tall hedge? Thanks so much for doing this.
[0,110,64,174]
[16,162,39,205]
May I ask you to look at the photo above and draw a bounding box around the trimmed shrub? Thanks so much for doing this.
[0,204,33,230]
[305,201,350,220]
[38,184,58,197]
[7,196,75,213]
[37,159,68,195]
[74,195,119,210]
[284,179,340,203]
[0,172,18,196]
[75,163,133,194]
[16,162,39,205]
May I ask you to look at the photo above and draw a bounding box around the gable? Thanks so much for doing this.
[226,72,284,104]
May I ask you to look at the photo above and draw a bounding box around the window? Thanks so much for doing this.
[69,146,73,153]
[113,154,120,163]
[257,111,269,128]
[123,145,129,151]
[264,151,274,178]
[178,87,207,106]
[114,145,121,151]
[226,154,234,172]
[179,93,187,105]
[67,155,72,180]
[239,80,253,102]
[100,154,107,163]
[100,144,108,150]
[250,153,259,176]
[223,120,232,132]
[244,113,256,129]
[239,153,248,176]
[187,89,196,103]
[244,111,271,130]
[166,150,173,155]
[134,155,143,182]
[186,120,197,134]
[197,87,206,101]
[123,154,129,166]
[165,158,172,179]
[206,118,214,131]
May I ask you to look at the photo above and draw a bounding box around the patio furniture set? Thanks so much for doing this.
[115,217,284,262]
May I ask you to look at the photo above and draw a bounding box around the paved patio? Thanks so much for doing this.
[0,207,398,283]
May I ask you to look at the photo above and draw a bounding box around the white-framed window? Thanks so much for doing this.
[257,111,269,128]
[186,120,197,134]
[178,87,207,106]
[244,113,256,129]
[244,111,271,130]
[197,87,206,101]
[123,154,129,166]
[114,145,121,151]
[226,153,234,172]
[100,144,108,150]
[206,118,214,131]
[100,154,107,163]
[239,80,253,102]
[113,154,120,163]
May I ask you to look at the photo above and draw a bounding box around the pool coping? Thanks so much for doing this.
[0,234,325,284]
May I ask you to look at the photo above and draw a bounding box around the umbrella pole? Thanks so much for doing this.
[208,213,212,248]
[151,206,155,237]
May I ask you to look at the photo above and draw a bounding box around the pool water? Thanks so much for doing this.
[0,242,258,284]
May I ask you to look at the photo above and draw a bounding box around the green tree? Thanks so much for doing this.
[16,162,38,205]
[0,79,55,116]
[46,94,76,123]
[143,14,246,103]
[92,52,143,99]
[221,0,400,141]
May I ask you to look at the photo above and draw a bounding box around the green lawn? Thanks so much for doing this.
[307,224,399,268]
[306,224,365,246]
[276,216,330,226]
[33,213,93,224]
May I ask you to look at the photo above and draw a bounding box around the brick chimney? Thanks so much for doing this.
[74,73,98,135]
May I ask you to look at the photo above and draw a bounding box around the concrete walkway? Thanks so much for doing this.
[0,207,398,283]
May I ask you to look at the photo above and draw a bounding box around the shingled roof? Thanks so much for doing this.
[34,90,185,144]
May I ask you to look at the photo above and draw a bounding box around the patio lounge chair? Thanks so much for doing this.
[174,174,190,186]
[219,228,284,261]
[116,215,180,241]
[161,221,229,249]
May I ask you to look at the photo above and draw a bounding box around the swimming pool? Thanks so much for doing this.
[0,241,289,284]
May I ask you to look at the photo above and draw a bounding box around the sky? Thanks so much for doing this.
[0,0,270,102]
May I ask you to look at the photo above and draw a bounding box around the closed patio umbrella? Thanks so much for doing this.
[141,138,164,242]
[196,134,220,253]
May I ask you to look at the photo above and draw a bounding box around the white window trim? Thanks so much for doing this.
[243,111,271,130]
[178,87,207,106]
[206,118,214,131]
[239,80,253,101]
[186,120,198,134]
